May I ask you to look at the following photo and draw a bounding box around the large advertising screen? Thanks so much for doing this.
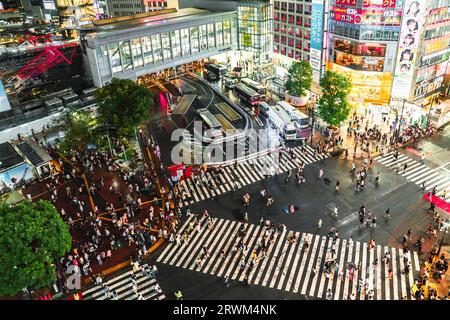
[391,0,425,98]
[335,52,385,71]
[0,80,11,112]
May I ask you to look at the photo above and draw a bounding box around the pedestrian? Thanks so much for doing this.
[224,275,230,288]
[317,219,322,229]
[335,180,340,191]
[325,288,333,300]
[174,290,183,300]
[319,169,324,179]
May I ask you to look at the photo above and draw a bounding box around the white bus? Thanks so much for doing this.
[241,78,266,98]
[268,105,296,141]
[276,101,311,140]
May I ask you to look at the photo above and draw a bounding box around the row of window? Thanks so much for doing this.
[98,21,232,74]
[274,44,310,61]
[424,25,450,41]
[274,13,311,27]
[274,1,312,14]
[274,23,311,38]
[331,23,400,41]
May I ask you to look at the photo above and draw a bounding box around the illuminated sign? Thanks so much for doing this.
[362,0,396,7]
[391,0,425,99]
[310,0,324,83]
[331,6,402,26]
[43,1,56,10]
[335,0,357,6]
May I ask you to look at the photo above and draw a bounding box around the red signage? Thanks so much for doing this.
[362,0,396,8]
[332,6,401,26]
[336,0,357,6]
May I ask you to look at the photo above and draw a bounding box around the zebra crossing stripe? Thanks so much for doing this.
[333,239,347,299]
[283,233,306,292]
[342,240,353,299]
[157,218,418,299]
[200,220,235,273]
[260,229,287,287]
[236,225,264,281]
[359,242,368,300]
[376,245,382,300]
[316,237,334,298]
[191,219,227,271]
[182,218,219,269]
[410,170,440,184]
[218,224,256,278]
[251,230,283,285]
[391,247,399,300]
[303,235,323,295]
[402,164,426,177]
[269,231,292,288]
[156,215,194,263]
[277,232,300,290]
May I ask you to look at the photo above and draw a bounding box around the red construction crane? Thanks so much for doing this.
[9,38,79,93]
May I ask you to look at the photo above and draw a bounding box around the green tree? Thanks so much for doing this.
[318,71,352,127]
[0,200,71,296]
[95,78,154,138]
[59,110,101,155]
[285,61,313,97]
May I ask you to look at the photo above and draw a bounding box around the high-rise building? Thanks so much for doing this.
[327,0,449,110]
[392,0,450,106]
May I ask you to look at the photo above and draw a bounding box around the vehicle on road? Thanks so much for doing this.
[268,104,297,141]
[234,83,261,106]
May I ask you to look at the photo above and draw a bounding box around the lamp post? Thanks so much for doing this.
[395,99,406,145]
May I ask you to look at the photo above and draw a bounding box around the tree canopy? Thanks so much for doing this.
[59,110,101,155]
[285,61,313,97]
[95,78,154,138]
[318,71,353,127]
[0,200,71,296]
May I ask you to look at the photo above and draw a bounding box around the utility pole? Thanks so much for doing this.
[426,97,434,128]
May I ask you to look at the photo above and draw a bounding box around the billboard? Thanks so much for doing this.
[362,0,396,8]
[310,0,324,83]
[331,6,402,26]
[0,81,11,112]
[391,0,425,98]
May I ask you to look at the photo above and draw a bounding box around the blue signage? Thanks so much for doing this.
[0,80,11,112]
[310,0,324,52]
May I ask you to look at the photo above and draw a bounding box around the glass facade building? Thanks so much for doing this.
[80,8,236,87]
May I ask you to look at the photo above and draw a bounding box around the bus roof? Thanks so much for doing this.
[241,78,264,88]
[277,101,308,119]
[234,83,258,96]
[270,105,293,124]
[172,94,197,116]
[197,108,222,129]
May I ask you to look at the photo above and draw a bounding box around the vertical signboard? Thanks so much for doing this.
[391,0,424,99]
[310,0,324,83]
[0,81,11,112]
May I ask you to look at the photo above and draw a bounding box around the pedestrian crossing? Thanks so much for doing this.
[176,144,327,207]
[374,152,450,202]
[82,264,165,300]
[156,215,420,300]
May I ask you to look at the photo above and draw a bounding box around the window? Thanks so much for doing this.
[223,20,231,45]
[107,43,122,74]
[131,38,143,67]
[190,26,199,52]
[208,23,215,48]
[181,28,190,56]
[151,34,162,63]
[200,24,208,51]
[216,22,223,47]
[161,32,171,60]
[170,30,181,59]
[141,36,152,65]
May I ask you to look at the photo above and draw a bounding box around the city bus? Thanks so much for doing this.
[268,105,297,141]
[197,108,223,138]
[204,63,227,81]
[276,101,311,140]
[241,78,267,98]
[234,83,261,106]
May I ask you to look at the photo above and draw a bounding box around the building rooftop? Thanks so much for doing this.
[81,8,232,35]
[0,142,23,171]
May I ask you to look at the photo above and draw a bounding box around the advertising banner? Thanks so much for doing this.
[362,0,396,8]
[0,81,11,112]
[391,0,424,98]
[310,0,324,82]
[331,7,402,26]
